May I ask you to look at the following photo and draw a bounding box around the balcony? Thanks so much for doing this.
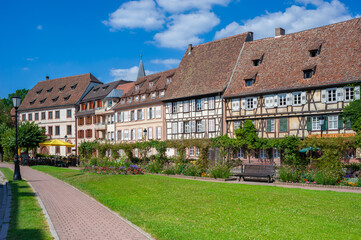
[94,122,106,130]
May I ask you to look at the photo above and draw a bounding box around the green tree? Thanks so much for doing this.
[1,121,46,155]
[235,120,259,163]
[0,123,9,161]
[341,99,361,133]
[0,89,29,126]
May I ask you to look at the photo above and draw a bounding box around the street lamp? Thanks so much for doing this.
[319,116,325,138]
[143,128,147,140]
[12,95,22,181]
[64,135,68,142]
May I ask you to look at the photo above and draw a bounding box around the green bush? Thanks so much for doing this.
[146,161,163,173]
[163,165,176,175]
[175,163,187,174]
[312,168,343,185]
[183,164,201,176]
[209,164,231,179]
[357,177,361,187]
[279,166,301,182]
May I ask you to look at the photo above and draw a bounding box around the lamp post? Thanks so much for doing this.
[12,95,22,181]
[319,116,325,138]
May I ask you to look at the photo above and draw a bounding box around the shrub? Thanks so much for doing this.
[146,161,163,173]
[209,164,231,179]
[183,164,201,177]
[312,168,343,185]
[163,165,176,175]
[279,166,301,182]
[357,177,361,187]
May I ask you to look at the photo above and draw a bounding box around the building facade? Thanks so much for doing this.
[18,74,102,155]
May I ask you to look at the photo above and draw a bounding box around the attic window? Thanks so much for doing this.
[149,82,154,88]
[64,95,71,101]
[36,89,43,95]
[151,92,156,99]
[167,77,172,84]
[47,87,53,93]
[121,99,125,104]
[40,98,47,104]
[59,86,65,92]
[309,45,322,57]
[142,94,146,101]
[135,85,139,91]
[128,97,132,103]
[93,87,99,92]
[135,96,139,102]
[303,67,316,79]
[252,55,264,66]
[245,79,255,87]
[52,96,59,102]
[70,84,77,90]
[30,99,36,105]
[102,85,109,90]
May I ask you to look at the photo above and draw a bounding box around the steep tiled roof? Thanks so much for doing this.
[113,68,176,110]
[81,80,131,102]
[224,18,361,98]
[163,32,252,100]
[19,73,102,111]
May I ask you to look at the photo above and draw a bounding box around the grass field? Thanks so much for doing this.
[0,168,52,240]
[32,166,361,240]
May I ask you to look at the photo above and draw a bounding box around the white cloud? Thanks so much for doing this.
[151,58,181,67]
[154,11,220,49]
[155,0,231,13]
[110,66,154,81]
[215,0,357,40]
[22,67,29,71]
[37,25,43,30]
[103,0,165,31]
[26,57,38,61]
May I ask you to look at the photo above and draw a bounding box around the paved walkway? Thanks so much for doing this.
[0,164,152,240]
[0,170,11,240]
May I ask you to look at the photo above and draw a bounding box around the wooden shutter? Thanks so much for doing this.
[355,86,360,100]
[266,119,271,132]
[306,116,312,131]
[201,98,205,110]
[286,93,292,106]
[179,122,183,133]
[273,95,278,107]
[321,116,328,131]
[191,121,196,132]
[232,98,240,111]
[336,88,343,102]
[241,99,246,110]
[338,115,344,130]
[279,118,288,132]
[192,100,195,111]
[321,90,327,103]
[253,97,257,109]
[134,110,138,121]
[301,92,307,105]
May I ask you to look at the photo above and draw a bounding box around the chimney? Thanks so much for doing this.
[45,76,49,80]
[275,27,285,37]
[187,44,192,55]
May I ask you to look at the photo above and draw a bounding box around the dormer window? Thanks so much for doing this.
[121,99,125,104]
[309,45,322,57]
[40,98,47,104]
[149,82,154,88]
[36,89,43,95]
[252,55,263,66]
[303,67,316,79]
[59,86,65,92]
[151,92,156,99]
[93,87,99,92]
[52,96,59,102]
[71,83,77,90]
[102,85,109,90]
[64,95,71,101]
[128,97,132,103]
[135,85,139,91]
[142,94,146,101]
[245,79,255,87]
[135,96,139,102]
[160,91,164,97]
[30,99,36,105]
[47,87,53,93]
[167,77,172,84]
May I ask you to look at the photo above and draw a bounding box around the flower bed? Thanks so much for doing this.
[82,164,145,175]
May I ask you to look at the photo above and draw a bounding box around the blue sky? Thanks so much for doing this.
[0,0,360,98]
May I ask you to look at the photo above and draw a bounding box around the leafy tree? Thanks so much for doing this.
[211,134,239,164]
[0,89,29,127]
[341,99,361,133]
[235,120,259,163]
[1,121,46,155]
[0,123,9,161]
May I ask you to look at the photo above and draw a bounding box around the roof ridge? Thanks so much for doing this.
[193,32,250,48]
[37,73,94,84]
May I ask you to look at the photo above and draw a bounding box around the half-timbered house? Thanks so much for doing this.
[224,18,361,164]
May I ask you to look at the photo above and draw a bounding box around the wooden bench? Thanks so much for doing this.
[231,165,275,183]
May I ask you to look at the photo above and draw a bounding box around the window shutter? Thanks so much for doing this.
[286,93,292,106]
[321,89,327,103]
[201,120,205,132]
[241,99,246,110]
[322,116,328,131]
[279,118,288,132]
[273,95,278,107]
[179,122,183,133]
[266,119,271,132]
[191,121,196,132]
[306,116,312,131]
[345,119,351,129]
[201,98,205,110]
[355,86,360,100]
[232,98,240,111]
[253,97,257,109]
[338,115,344,130]
[301,92,307,105]
[192,99,195,111]
[336,88,343,102]
[141,109,144,120]
[134,111,138,121]
[177,101,181,112]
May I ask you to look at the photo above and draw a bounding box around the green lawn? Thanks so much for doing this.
[0,168,52,240]
[32,166,361,240]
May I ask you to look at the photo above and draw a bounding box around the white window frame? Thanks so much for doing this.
[196,99,202,111]
[232,98,240,111]
[156,127,161,139]
[189,147,194,156]
[246,98,254,110]
[148,127,153,139]
[172,102,178,113]
[137,128,143,140]
[183,101,190,112]
[208,119,215,132]
[234,121,241,131]
[293,92,302,106]
[328,115,338,130]
[312,117,321,131]
[208,97,215,110]
[273,148,280,159]
[278,94,287,107]
[155,106,161,118]
[172,122,178,134]
[260,149,267,159]
[269,119,275,132]
[327,88,337,103]
[344,87,354,101]
[184,121,190,133]
[196,120,204,132]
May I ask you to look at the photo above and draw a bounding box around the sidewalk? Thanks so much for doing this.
[0,164,152,240]
[0,169,11,240]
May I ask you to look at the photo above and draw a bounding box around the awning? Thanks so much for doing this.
[299,147,319,153]
[39,139,75,147]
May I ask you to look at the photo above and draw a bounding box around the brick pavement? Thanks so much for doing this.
[0,164,152,240]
